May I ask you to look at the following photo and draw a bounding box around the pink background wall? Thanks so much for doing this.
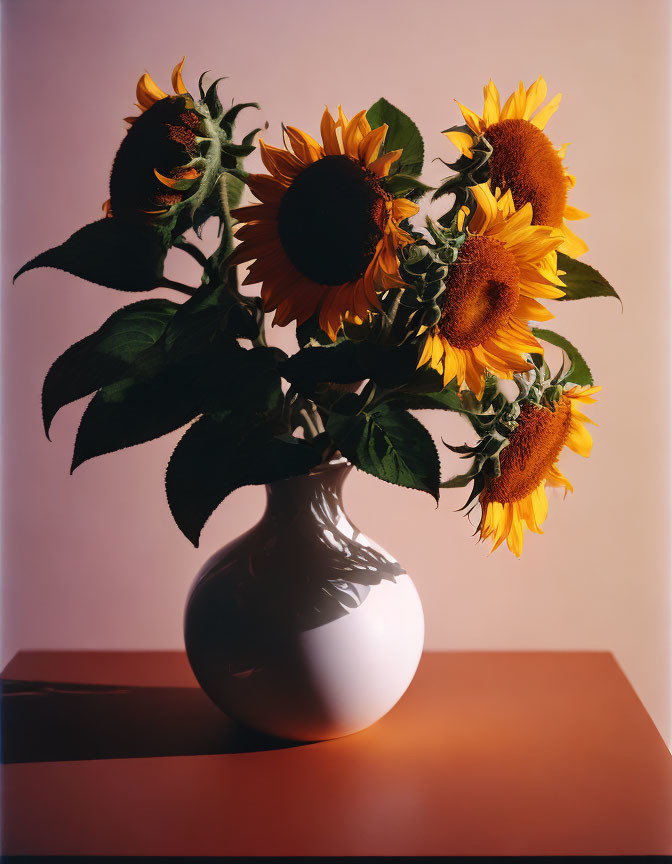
[2,0,670,742]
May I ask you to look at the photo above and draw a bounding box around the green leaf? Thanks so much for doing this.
[70,346,284,471]
[15,219,169,291]
[166,421,321,545]
[380,173,434,197]
[556,253,621,305]
[42,299,178,437]
[532,328,593,386]
[327,403,440,500]
[366,98,424,177]
[388,385,464,412]
[280,341,420,393]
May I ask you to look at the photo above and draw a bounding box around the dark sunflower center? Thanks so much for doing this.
[277,155,389,286]
[485,118,567,227]
[438,235,520,349]
[109,95,200,220]
[484,399,572,503]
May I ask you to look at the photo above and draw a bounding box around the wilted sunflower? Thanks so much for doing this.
[446,77,589,258]
[417,184,564,396]
[230,107,419,340]
[478,384,600,557]
[104,58,202,220]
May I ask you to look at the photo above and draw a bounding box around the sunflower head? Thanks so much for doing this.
[417,184,565,396]
[230,105,420,340]
[444,77,589,258]
[445,358,600,557]
[106,58,259,236]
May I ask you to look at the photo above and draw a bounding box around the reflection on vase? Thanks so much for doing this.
[185,459,424,741]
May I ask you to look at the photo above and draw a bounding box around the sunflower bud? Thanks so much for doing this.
[105,58,258,237]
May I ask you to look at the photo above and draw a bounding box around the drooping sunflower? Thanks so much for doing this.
[417,183,565,396]
[230,107,419,340]
[478,384,600,557]
[105,58,202,220]
[446,77,589,258]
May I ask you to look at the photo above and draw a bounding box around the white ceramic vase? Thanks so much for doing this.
[184,459,424,741]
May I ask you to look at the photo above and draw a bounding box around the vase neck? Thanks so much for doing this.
[263,460,351,520]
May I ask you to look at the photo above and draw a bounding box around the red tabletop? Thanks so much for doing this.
[2,650,671,857]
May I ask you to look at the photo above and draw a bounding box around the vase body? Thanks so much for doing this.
[184,460,424,741]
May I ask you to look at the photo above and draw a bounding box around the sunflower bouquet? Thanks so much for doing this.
[17,61,618,556]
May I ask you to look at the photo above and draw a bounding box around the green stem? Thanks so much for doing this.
[173,238,209,269]
[159,279,197,296]
[357,380,378,413]
[298,407,319,440]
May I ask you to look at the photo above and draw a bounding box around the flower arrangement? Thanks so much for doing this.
[17,61,619,556]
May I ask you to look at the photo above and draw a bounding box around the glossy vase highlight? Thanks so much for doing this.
[184,460,424,741]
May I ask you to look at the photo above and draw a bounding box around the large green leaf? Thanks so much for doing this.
[388,385,464,412]
[327,403,440,499]
[532,328,593,386]
[70,346,284,471]
[366,98,424,177]
[280,341,420,393]
[15,219,169,291]
[556,253,621,305]
[42,299,178,437]
[166,421,321,545]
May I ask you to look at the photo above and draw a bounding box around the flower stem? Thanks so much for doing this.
[159,279,197,296]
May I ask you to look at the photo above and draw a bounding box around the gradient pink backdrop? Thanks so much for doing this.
[2,0,670,742]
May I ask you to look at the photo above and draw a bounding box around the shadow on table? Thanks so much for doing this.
[0,679,304,763]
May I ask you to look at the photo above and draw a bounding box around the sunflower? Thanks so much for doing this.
[477,384,600,557]
[446,77,589,258]
[105,58,202,220]
[230,107,419,340]
[417,183,565,396]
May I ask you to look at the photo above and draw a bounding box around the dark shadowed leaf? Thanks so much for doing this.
[42,299,178,437]
[166,421,321,545]
[70,346,284,471]
[15,219,169,291]
[280,341,420,392]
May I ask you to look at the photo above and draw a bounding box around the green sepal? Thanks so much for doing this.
[42,299,178,438]
[532,328,594,386]
[366,98,424,177]
[556,253,621,305]
[433,131,492,229]
[14,219,169,292]
[327,403,440,500]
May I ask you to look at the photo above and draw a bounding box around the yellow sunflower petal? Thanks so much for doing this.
[523,76,547,120]
[391,197,419,220]
[482,79,501,126]
[171,57,188,95]
[359,124,387,165]
[136,72,168,111]
[368,149,402,177]
[558,222,589,258]
[500,81,527,121]
[564,204,590,221]
[320,108,341,156]
[444,129,474,158]
[530,92,562,130]
[454,100,484,134]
